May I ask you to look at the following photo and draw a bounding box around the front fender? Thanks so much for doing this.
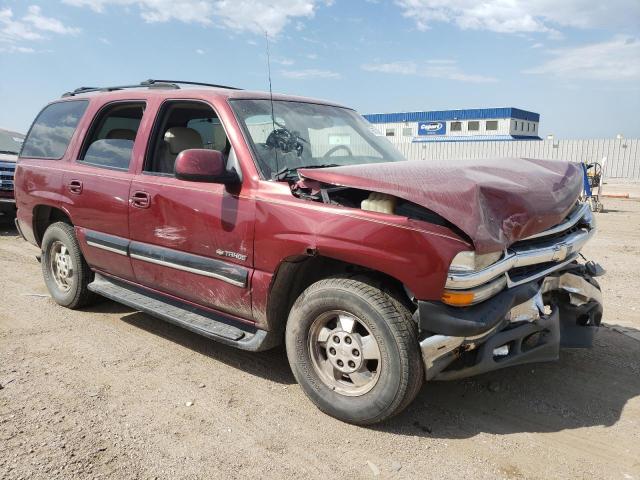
[254,192,470,300]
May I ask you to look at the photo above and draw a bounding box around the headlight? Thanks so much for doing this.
[445,250,506,306]
[449,250,503,273]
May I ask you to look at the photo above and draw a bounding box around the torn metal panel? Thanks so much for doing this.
[541,272,604,307]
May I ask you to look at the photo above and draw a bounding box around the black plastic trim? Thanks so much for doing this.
[417,281,540,337]
[85,229,129,255]
[129,241,248,287]
[83,229,248,288]
[434,308,561,381]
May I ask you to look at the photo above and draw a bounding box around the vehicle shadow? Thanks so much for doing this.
[86,298,640,437]
[377,326,640,438]
[0,214,17,237]
[117,310,295,385]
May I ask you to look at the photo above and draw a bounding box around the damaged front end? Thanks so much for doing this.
[416,201,604,381]
[293,159,603,381]
[419,264,603,381]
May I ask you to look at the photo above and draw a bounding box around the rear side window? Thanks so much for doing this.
[21,101,88,159]
[79,102,145,170]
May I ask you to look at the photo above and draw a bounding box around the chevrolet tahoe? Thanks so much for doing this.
[14,80,604,425]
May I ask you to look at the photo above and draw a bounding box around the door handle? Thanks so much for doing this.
[68,179,83,195]
[131,191,151,208]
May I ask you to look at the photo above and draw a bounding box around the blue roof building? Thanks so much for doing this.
[363,108,542,142]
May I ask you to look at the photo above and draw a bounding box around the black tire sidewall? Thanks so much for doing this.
[286,283,407,424]
[41,223,84,307]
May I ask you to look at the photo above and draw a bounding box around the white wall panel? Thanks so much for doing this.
[387,139,640,180]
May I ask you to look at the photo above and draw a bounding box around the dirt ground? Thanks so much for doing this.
[1,198,639,480]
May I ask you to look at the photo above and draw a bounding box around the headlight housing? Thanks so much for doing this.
[443,250,506,307]
[448,250,503,273]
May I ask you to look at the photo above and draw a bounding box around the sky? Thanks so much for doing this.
[0,0,639,138]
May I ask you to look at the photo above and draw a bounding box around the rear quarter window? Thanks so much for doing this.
[20,100,88,159]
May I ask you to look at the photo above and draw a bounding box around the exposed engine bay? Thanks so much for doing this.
[291,176,461,231]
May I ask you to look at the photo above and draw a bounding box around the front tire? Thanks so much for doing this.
[41,221,97,309]
[285,277,424,425]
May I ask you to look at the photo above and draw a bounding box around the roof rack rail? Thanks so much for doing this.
[61,79,242,98]
[142,79,243,90]
[61,81,180,98]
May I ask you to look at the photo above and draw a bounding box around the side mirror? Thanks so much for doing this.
[174,149,240,184]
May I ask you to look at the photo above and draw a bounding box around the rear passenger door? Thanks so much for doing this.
[65,101,147,282]
[128,100,255,320]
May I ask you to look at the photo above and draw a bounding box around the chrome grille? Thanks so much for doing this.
[0,161,16,192]
[446,203,594,290]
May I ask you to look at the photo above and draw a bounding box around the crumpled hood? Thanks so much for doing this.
[299,158,583,253]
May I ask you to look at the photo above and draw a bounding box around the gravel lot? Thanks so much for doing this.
[1,198,639,480]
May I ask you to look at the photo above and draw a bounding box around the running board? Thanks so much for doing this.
[88,274,277,351]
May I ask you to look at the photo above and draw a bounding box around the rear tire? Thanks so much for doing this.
[285,276,424,425]
[41,221,97,309]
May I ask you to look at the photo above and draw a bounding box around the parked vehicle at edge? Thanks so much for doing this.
[0,128,24,216]
[14,80,604,425]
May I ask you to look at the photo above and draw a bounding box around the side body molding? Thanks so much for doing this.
[81,229,249,288]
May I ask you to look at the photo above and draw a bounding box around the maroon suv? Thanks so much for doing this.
[15,80,604,424]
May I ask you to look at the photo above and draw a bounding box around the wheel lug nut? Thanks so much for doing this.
[329,347,336,355]
[337,360,344,367]
[348,361,356,368]
[352,349,360,357]
[345,337,352,344]
[333,336,340,343]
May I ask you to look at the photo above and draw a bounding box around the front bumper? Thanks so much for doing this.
[417,262,603,381]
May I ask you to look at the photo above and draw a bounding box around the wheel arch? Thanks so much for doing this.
[32,204,73,247]
[265,253,414,336]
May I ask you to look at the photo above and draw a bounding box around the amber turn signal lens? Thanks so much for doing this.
[441,290,475,307]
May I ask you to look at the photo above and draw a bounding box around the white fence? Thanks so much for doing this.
[389,139,640,181]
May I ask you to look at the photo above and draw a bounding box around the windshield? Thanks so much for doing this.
[0,130,23,155]
[230,99,406,179]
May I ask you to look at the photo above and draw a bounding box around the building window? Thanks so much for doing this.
[514,121,518,131]
[402,127,412,137]
[486,120,498,131]
[533,123,537,132]
[468,121,479,131]
[385,128,395,137]
[451,121,462,132]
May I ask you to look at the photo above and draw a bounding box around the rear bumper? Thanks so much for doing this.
[417,262,603,381]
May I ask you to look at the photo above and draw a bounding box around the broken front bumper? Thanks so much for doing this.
[416,262,604,381]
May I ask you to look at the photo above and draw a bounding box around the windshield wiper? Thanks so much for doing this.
[273,163,340,181]
[0,150,19,155]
